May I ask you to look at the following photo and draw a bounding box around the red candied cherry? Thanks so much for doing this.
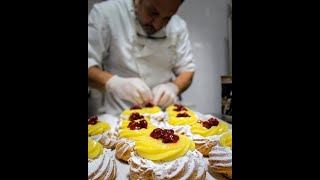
[130,105,142,110]
[161,129,167,136]
[161,129,173,136]
[202,121,212,129]
[176,112,190,117]
[127,121,134,128]
[88,116,98,125]
[145,103,154,107]
[165,129,174,135]
[162,133,173,143]
[173,104,187,111]
[208,118,219,126]
[128,121,141,130]
[150,128,179,143]
[129,112,144,121]
[171,134,179,143]
[150,128,163,139]
[139,119,148,129]
[162,133,179,143]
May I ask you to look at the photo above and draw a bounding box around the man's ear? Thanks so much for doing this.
[134,0,140,14]
[134,0,140,8]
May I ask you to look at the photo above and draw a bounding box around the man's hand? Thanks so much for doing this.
[106,75,153,105]
[152,82,179,108]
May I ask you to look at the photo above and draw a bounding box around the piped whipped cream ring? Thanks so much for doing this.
[128,150,206,180]
[116,122,155,162]
[88,138,117,180]
[191,118,229,156]
[208,132,232,179]
[88,116,119,149]
[115,138,135,162]
[127,129,207,179]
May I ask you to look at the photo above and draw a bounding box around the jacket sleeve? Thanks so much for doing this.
[88,4,111,69]
[173,22,195,75]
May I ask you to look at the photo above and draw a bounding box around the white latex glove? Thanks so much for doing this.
[106,75,153,105]
[152,82,179,108]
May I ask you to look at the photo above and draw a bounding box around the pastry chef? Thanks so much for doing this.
[88,0,195,115]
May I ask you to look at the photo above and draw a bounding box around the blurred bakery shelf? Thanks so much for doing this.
[221,75,232,124]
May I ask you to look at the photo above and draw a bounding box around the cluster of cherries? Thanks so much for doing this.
[130,103,154,110]
[88,116,98,125]
[150,128,180,143]
[173,104,187,111]
[199,118,219,129]
[173,104,190,118]
[130,105,142,110]
[144,103,154,107]
[127,112,148,130]
[129,112,144,121]
[176,112,191,117]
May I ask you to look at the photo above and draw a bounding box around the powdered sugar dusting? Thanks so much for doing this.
[88,149,116,179]
[90,130,118,149]
[128,150,206,180]
[88,150,104,176]
[116,138,135,160]
[208,139,232,169]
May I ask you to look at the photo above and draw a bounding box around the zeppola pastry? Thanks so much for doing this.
[88,138,117,180]
[166,104,195,115]
[160,104,230,156]
[208,131,232,179]
[121,103,162,116]
[118,112,154,130]
[88,116,118,149]
[165,104,197,125]
[191,117,229,156]
[128,128,206,180]
[116,112,156,162]
[151,104,198,137]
